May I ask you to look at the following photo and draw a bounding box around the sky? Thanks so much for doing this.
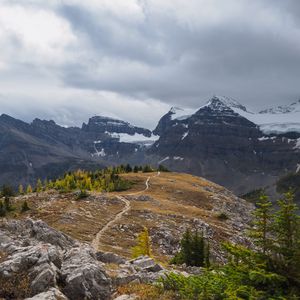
[0,0,300,129]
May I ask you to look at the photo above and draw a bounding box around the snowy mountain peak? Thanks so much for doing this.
[205,95,248,112]
[259,99,300,114]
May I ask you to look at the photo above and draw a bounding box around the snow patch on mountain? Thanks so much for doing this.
[106,132,159,144]
[169,107,195,120]
[181,131,189,140]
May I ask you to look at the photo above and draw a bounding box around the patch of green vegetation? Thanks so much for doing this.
[217,212,229,221]
[240,188,264,204]
[160,192,300,299]
[170,229,209,267]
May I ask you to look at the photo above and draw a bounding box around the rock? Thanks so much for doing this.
[96,251,126,265]
[25,288,68,300]
[130,256,163,273]
[0,219,112,299]
[61,245,111,300]
[114,295,137,300]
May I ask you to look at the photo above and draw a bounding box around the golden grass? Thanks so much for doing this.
[5,171,245,263]
[117,283,178,300]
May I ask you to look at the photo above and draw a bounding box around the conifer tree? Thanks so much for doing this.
[125,164,132,173]
[0,200,6,217]
[133,166,139,173]
[4,197,11,212]
[21,200,30,212]
[18,184,24,195]
[273,191,300,280]
[132,227,152,258]
[191,230,205,267]
[249,193,273,255]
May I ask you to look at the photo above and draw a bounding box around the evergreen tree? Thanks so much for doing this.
[1,185,14,197]
[249,193,273,255]
[171,229,209,267]
[21,200,30,212]
[133,166,139,173]
[125,164,132,173]
[190,230,205,267]
[0,200,6,217]
[4,197,11,212]
[143,165,153,173]
[132,227,152,258]
[273,191,300,281]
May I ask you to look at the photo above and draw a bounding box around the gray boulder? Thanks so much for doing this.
[61,245,111,300]
[25,288,68,300]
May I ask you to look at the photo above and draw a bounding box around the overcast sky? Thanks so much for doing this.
[0,0,299,129]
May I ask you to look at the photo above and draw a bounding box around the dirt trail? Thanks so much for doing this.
[91,172,160,250]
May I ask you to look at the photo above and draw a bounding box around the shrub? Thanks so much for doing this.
[21,200,30,213]
[77,189,89,200]
[217,212,229,221]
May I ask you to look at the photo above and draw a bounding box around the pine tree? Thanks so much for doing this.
[21,200,30,212]
[191,230,205,267]
[4,197,11,212]
[180,229,193,266]
[249,193,273,255]
[132,227,152,258]
[273,191,300,280]
[125,164,132,173]
[133,166,139,173]
[0,200,6,217]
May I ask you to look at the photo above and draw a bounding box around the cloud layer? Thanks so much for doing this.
[0,0,300,128]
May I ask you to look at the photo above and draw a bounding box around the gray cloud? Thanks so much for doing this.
[0,0,300,128]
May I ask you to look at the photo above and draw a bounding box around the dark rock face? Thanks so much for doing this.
[150,97,300,195]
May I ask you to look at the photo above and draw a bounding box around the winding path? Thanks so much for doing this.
[91,172,160,250]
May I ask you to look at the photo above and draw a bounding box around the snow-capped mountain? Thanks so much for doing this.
[151,95,300,195]
[165,96,300,135]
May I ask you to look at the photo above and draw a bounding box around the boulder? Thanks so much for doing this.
[61,245,111,300]
[25,288,68,300]
[96,251,126,265]
[130,256,163,273]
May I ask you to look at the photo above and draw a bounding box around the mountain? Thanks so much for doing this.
[0,114,153,187]
[0,96,300,198]
[150,96,300,196]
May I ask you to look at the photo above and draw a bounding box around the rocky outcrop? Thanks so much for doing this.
[0,219,111,300]
[82,116,152,137]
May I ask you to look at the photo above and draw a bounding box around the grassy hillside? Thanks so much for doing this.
[3,171,253,262]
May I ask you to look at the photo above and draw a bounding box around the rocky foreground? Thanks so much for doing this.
[0,219,170,300]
